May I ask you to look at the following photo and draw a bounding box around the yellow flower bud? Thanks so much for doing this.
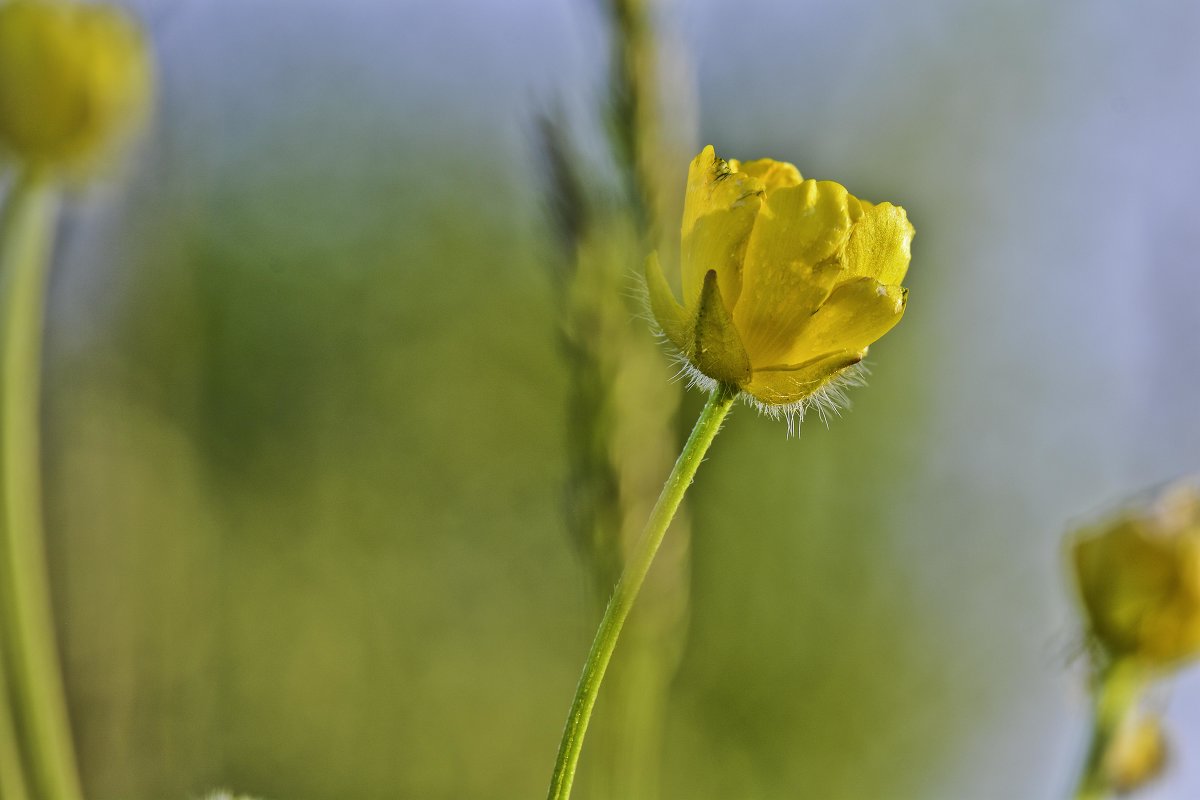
[0,0,151,168]
[646,146,913,413]
[1072,480,1200,669]
[1106,715,1168,795]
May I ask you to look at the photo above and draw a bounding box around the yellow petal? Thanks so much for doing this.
[644,251,689,352]
[842,202,914,286]
[731,258,843,367]
[735,158,803,195]
[783,277,906,364]
[678,146,765,309]
[692,270,751,384]
[681,199,762,311]
[730,179,862,364]
[744,350,865,406]
[681,145,764,239]
[746,179,862,268]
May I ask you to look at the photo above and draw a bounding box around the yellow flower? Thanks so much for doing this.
[1106,715,1168,795]
[1072,480,1200,670]
[0,0,151,168]
[646,145,913,412]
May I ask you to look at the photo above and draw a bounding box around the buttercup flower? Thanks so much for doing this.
[0,0,150,168]
[646,145,913,416]
[1072,480,1200,670]
[1106,715,1168,795]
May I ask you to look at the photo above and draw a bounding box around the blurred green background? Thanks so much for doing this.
[33,0,1200,798]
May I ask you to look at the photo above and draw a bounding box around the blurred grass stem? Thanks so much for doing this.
[0,170,83,800]
[546,384,737,800]
[608,0,660,244]
[1071,660,1145,800]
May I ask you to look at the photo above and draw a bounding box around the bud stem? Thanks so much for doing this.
[0,170,83,800]
[1071,659,1146,800]
[546,383,738,800]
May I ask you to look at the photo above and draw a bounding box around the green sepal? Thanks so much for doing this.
[693,269,752,384]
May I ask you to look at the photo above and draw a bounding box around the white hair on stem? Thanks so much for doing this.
[670,356,869,438]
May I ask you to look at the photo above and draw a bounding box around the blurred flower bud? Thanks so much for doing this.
[0,0,151,169]
[1106,715,1168,795]
[1072,480,1200,669]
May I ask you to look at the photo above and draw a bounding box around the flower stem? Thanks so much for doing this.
[0,170,83,800]
[546,384,738,800]
[1071,660,1145,800]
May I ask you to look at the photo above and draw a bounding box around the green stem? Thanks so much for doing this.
[0,170,83,800]
[546,384,738,800]
[1071,660,1145,800]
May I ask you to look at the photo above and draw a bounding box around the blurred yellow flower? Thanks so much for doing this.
[0,0,150,168]
[646,145,913,415]
[1072,480,1200,670]
[1106,715,1168,795]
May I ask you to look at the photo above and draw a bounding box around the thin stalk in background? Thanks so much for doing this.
[540,133,688,797]
[595,3,692,796]
[546,384,737,800]
[607,0,662,246]
[0,170,84,800]
[540,0,691,795]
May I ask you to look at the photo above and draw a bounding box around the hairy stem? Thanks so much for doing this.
[546,384,737,800]
[0,170,83,800]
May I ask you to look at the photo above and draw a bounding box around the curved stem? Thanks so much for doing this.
[0,170,83,800]
[546,384,738,800]
[1071,660,1145,800]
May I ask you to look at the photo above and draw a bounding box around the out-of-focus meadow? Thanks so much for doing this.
[34,0,1200,798]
